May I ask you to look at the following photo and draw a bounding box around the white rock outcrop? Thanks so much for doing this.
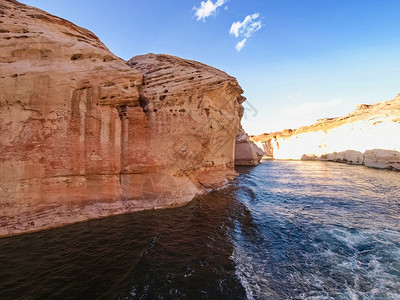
[252,94,400,171]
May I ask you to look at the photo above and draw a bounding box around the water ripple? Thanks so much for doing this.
[233,161,400,299]
[0,161,399,299]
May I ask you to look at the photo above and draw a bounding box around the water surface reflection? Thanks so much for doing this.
[1,161,399,299]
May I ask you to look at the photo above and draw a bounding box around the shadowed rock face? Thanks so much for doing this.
[252,94,400,170]
[0,1,245,236]
[234,127,264,166]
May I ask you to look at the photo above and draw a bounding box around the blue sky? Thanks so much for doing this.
[22,0,400,134]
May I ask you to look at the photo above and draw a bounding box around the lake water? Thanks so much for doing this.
[0,161,399,299]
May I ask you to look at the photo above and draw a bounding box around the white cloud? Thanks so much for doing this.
[230,13,262,38]
[236,39,247,52]
[287,92,302,99]
[230,13,263,51]
[194,0,227,21]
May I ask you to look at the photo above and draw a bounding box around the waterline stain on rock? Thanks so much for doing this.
[0,1,245,237]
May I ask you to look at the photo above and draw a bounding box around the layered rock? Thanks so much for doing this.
[0,1,244,236]
[252,94,400,170]
[234,127,264,165]
[127,54,244,186]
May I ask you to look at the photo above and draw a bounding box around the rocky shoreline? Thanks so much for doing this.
[252,94,400,171]
[0,0,263,236]
[1,0,396,237]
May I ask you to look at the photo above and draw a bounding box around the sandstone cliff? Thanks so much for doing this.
[0,1,244,236]
[128,54,244,185]
[252,94,400,170]
[234,127,264,166]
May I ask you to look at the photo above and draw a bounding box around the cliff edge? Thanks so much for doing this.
[252,94,400,170]
[0,1,244,236]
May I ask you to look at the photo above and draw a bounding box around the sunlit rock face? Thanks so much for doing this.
[128,54,245,187]
[234,127,264,166]
[0,1,244,236]
[252,94,400,170]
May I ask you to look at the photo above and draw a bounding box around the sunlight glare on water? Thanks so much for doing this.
[233,161,400,299]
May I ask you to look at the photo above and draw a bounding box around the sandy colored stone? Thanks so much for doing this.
[0,1,245,236]
[234,127,264,166]
[252,94,400,170]
[128,54,245,187]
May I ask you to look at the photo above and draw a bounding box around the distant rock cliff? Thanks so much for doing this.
[0,1,245,236]
[252,94,400,170]
[234,127,264,166]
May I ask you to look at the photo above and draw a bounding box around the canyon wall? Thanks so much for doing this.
[234,127,264,166]
[252,95,400,170]
[127,54,244,185]
[0,0,244,236]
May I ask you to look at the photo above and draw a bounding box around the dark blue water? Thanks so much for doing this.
[0,161,399,299]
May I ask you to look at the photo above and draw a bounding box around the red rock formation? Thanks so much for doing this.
[0,1,244,236]
[128,54,244,187]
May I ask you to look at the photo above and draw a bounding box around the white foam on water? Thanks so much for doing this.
[308,227,400,298]
[234,223,400,299]
[230,239,282,300]
[231,246,256,300]
[232,161,400,299]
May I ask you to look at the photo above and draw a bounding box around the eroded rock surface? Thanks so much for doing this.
[235,127,264,166]
[252,94,400,170]
[127,54,245,187]
[0,1,244,236]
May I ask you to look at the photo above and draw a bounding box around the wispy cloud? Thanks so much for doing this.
[236,38,247,52]
[194,0,227,21]
[230,13,263,51]
[287,92,302,99]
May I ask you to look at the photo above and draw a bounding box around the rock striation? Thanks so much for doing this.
[234,127,264,165]
[127,54,245,187]
[252,94,400,170]
[0,1,245,236]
